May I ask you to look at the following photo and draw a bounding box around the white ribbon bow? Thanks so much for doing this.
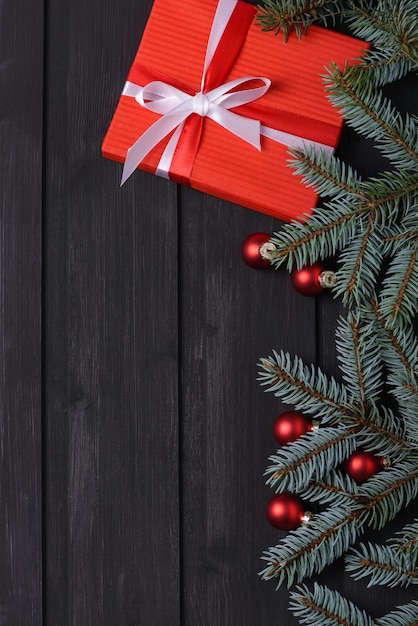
[121,76,271,184]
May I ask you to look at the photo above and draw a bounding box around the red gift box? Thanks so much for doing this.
[102,0,368,222]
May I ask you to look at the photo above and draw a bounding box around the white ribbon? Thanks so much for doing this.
[121,77,271,184]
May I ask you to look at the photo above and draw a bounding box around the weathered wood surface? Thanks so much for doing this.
[0,0,44,623]
[1,0,417,624]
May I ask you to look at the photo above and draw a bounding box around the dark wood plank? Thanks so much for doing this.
[0,0,44,623]
[43,1,181,623]
[179,189,316,625]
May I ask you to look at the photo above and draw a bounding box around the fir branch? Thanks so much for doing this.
[256,0,348,41]
[346,519,418,589]
[335,311,383,407]
[392,518,418,553]
[269,199,361,270]
[366,299,418,443]
[299,470,362,506]
[324,63,418,170]
[354,404,413,456]
[256,0,418,610]
[378,242,418,327]
[358,458,418,529]
[260,507,363,587]
[375,601,418,626]
[259,347,415,452]
[334,211,382,305]
[265,426,357,492]
[261,461,418,587]
[368,297,418,374]
[388,370,418,443]
[289,582,375,626]
[359,170,418,220]
[267,169,417,297]
[288,146,365,200]
[347,0,418,67]
[258,350,353,422]
[345,542,418,587]
[350,50,416,87]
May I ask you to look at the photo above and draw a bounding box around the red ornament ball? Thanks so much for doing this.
[291,262,336,296]
[241,232,274,269]
[272,411,312,446]
[344,450,384,483]
[265,493,305,530]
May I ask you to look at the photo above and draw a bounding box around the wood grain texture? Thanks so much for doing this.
[43,0,180,624]
[0,1,43,626]
[179,189,316,625]
[0,0,44,624]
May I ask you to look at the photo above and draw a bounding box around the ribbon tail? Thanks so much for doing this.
[155,123,185,179]
[121,111,190,185]
[261,126,335,156]
[209,106,261,150]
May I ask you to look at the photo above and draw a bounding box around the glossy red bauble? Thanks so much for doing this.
[241,232,274,269]
[344,450,384,483]
[272,411,312,446]
[291,262,326,296]
[291,262,336,296]
[265,493,305,530]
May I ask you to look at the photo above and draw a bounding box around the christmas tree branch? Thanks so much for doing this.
[369,298,417,372]
[347,0,418,66]
[348,1,397,39]
[353,407,412,455]
[346,542,418,587]
[260,507,362,587]
[289,582,375,626]
[357,51,406,70]
[392,519,418,553]
[376,600,418,626]
[363,172,418,214]
[359,459,418,529]
[335,310,383,406]
[265,426,358,493]
[261,460,418,587]
[350,51,415,86]
[334,212,381,305]
[257,0,418,617]
[389,373,418,443]
[288,146,365,199]
[258,351,354,422]
[346,520,418,588]
[300,472,362,506]
[259,347,415,452]
[379,244,418,327]
[270,202,361,269]
[383,230,418,244]
[256,0,348,41]
[324,63,418,169]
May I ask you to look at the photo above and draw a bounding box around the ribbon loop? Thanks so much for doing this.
[137,81,190,114]
[208,77,271,109]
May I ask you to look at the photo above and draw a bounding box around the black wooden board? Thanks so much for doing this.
[1,0,417,624]
[0,0,44,623]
